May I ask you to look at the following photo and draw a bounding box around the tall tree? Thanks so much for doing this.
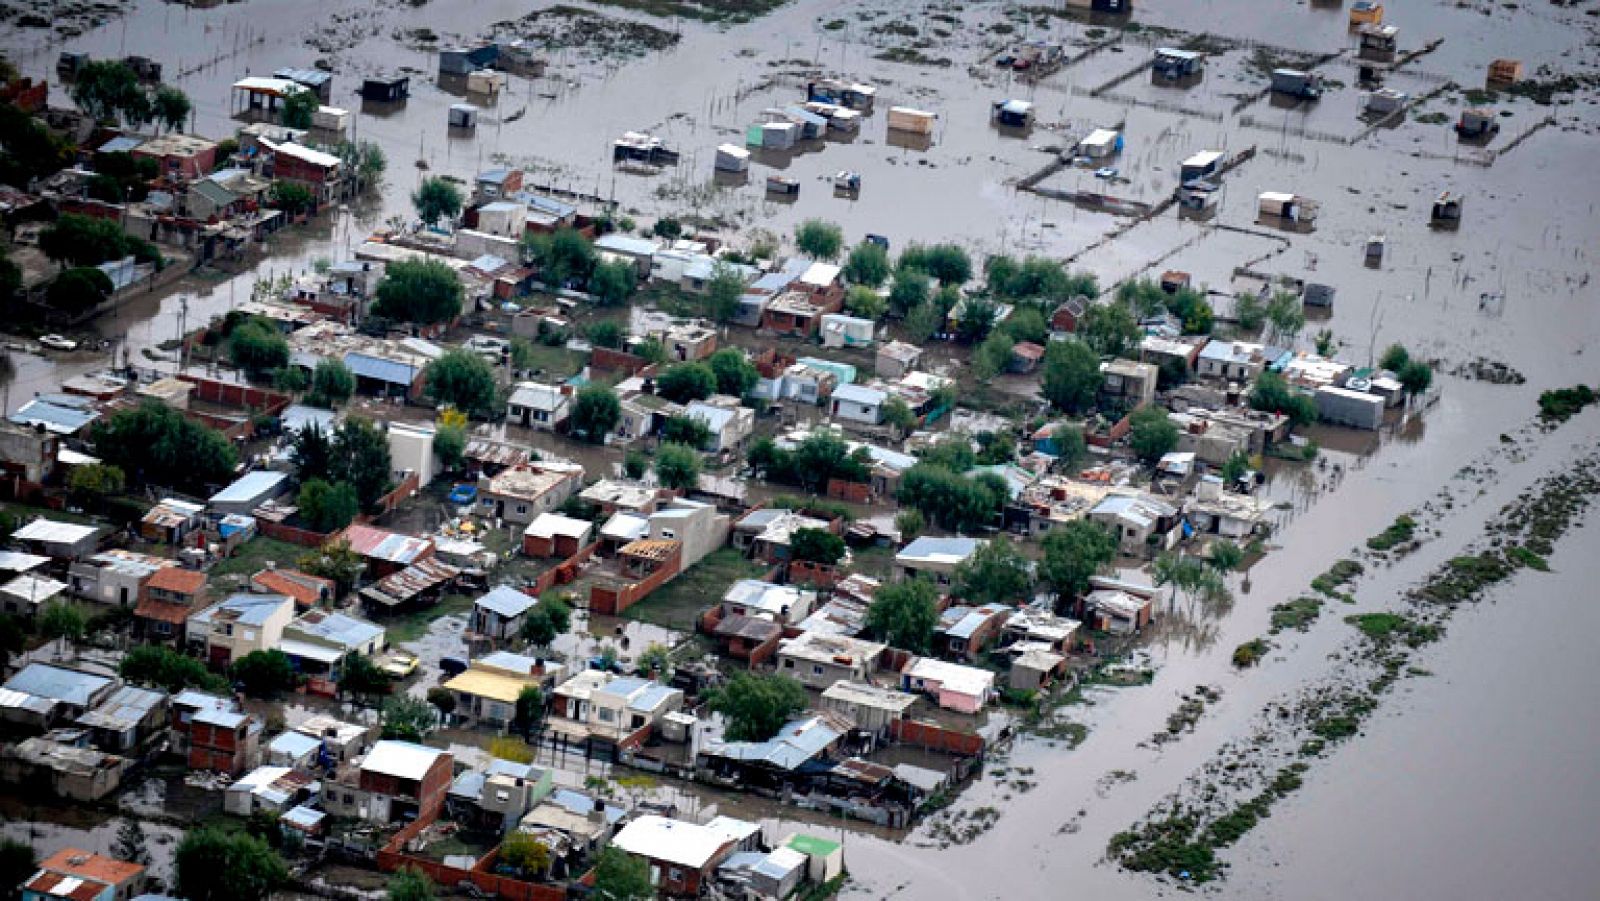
[954,540,1032,605]
[227,317,290,378]
[297,478,359,532]
[412,177,464,227]
[154,86,193,133]
[865,577,940,653]
[372,258,463,326]
[789,528,846,566]
[656,362,716,404]
[331,417,393,508]
[113,819,153,867]
[707,348,758,397]
[40,602,86,658]
[1038,520,1117,602]
[380,694,437,741]
[93,400,237,488]
[591,846,654,901]
[280,87,317,129]
[654,443,701,492]
[794,219,843,260]
[589,258,636,306]
[703,260,746,322]
[292,421,334,482]
[843,241,890,287]
[1041,339,1103,415]
[708,673,808,742]
[175,827,287,901]
[569,385,620,443]
[1079,302,1141,358]
[231,650,296,698]
[424,348,499,417]
[1128,405,1179,463]
[310,358,355,406]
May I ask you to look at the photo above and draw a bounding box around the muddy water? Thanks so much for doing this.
[4,0,1600,896]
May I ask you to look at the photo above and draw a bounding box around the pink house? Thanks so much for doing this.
[899,657,995,714]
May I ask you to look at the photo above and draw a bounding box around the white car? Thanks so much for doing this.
[1094,167,1119,180]
[39,334,78,351]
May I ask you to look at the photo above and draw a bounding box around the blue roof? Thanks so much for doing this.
[521,193,577,220]
[345,351,418,385]
[477,168,512,185]
[475,585,537,618]
[269,730,322,759]
[710,714,841,771]
[831,384,885,406]
[898,535,979,561]
[477,650,541,672]
[289,610,383,648]
[212,593,293,627]
[594,234,659,257]
[4,663,113,707]
[450,769,488,798]
[550,788,627,824]
[274,67,333,86]
[98,135,145,154]
[10,397,99,434]
[210,470,289,505]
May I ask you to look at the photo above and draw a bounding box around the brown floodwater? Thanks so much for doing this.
[4,0,1600,896]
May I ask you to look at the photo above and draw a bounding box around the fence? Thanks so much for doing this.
[589,549,682,615]
[890,718,986,757]
[377,818,566,901]
[255,517,332,549]
[177,374,292,416]
[824,478,872,504]
[528,541,599,595]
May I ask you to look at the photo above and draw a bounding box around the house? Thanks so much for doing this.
[895,536,982,587]
[644,498,729,571]
[709,614,783,667]
[595,234,661,279]
[518,788,628,859]
[936,603,1012,660]
[0,419,61,489]
[610,815,739,896]
[1,573,69,618]
[1089,492,1182,557]
[1009,645,1068,692]
[1077,588,1154,633]
[772,361,838,406]
[12,518,102,561]
[187,593,295,667]
[266,729,324,769]
[339,524,435,578]
[258,137,344,206]
[444,653,551,728]
[732,509,831,565]
[1140,334,1205,374]
[698,713,848,788]
[762,289,844,338]
[225,764,313,817]
[139,499,206,544]
[75,684,167,754]
[252,567,335,609]
[10,394,100,439]
[684,398,755,453]
[1010,341,1045,373]
[507,382,571,431]
[521,513,594,558]
[470,585,539,642]
[900,657,996,714]
[820,314,875,349]
[1196,339,1271,382]
[876,341,922,380]
[830,384,887,426]
[325,740,453,824]
[281,608,386,676]
[0,664,116,728]
[2,737,129,802]
[131,132,218,180]
[588,676,685,741]
[1316,384,1385,430]
[582,480,660,518]
[293,713,371,763]
[133,566,206,643]
[819,681,917,737]
[1099,359,1158,410]
[1000,607,1080,653]
[171,690,261,775]
[478,462,584,525]
[68,550,172,608]
[776,632,885,689]
[209,470,290,516]
[450,758,554,832]
[23,848,146,901]
[722,579,817,626]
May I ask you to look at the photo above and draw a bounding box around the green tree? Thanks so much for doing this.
[1049,422,1088,471]
[292,422,334,482]
[339,651,391,697]
[40,214,132,269]
[883,397,917,432]
[843,241,890,287]
[1000,305,1048,344]
[387,866,437,901]
[636,643,673,680]
[511,685,545,738]
[921,243,972,285]
[661,415,712,449]
[1234,292,1266,332]
[1128,405,1179,462]
[1265,290,1304,343]
[433,424,466,471]
[40,603,86,657]
[1042,339,1103,415]
[1220,449,1251,484]
[589,258,637,306]
[175,827,288,901]
[1399,359,1433,398]
[1207,539,1244,573]
[70,60,145,125]
[651,217,683,240]
[66,462,125,506]
[656,362,716,403]
[120,645,226,693]
[380,694,437,741]
[113,818,152,867]
[0,615,31,672]
[311,358,355,405]
[896,465,1007,531]
[426,686,457,718]
[297,478,360,532]
[633,336,668,365]
[570,385,621,443]
[920,436,976,473]
[845,285,888,320]
[889,269,931,318]
[274,367,308,393]
[424,349,499,417]
[280,87,318,129]
[297,539,364,593]
[866,577,940,653]
[795,218,843,260]
[521,596,572,647]
[1379,343,1410,372]
[373,258,463,326]
[1314,328,1336,357]
[331,417,394,508]
[498,832,550,876]
[588,321,624,349]
[228,317,290,378]
[904,299,942,343]
[972,330,1015,382]
[894,508,925,541]
[1038,520,1117,602]
[231,650,296,698]
[655,443,701,492]
[623,449,649,480]
[703,260,746,322]
[1079,302,1141,358]
[790,528,846,566]
[706,348,758,397]
[1249,372,1317,426]
[44,267,114,316]
[523,227,596,289]
[953,296,999,343]
[353,140,386,187]
[93,400,238,487]
[592,845,654,901]
[709,672,809,742]
[0,838,37,898]
[270,180,314,215]
[954,539,1032,605]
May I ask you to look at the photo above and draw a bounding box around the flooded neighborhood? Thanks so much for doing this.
[0,0,1596,899]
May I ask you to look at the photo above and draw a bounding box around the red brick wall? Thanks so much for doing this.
[255,518,333,548]
[825,478,872,504]
[178,374,292,415]
[591,346,647,376]
[890,719,985,757]
[589,552,681,615]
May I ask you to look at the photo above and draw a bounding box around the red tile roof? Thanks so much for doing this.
[134,597,192,625]
[252,568,334,607]
[24,870,110,901]
[37,848,146,888]
[146,566,207,595]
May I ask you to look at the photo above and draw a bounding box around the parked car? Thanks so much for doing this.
[440,656,469,678]
[381,650,419,680]
[1094,167,1120,180]
[39,334,78,351]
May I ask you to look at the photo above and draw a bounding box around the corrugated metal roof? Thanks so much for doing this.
[344,351,418,385]
[4,664,113,707]
[10,397,99,434]
[210,470,289,505]
[362,740,446,781]
[474,585,537,618]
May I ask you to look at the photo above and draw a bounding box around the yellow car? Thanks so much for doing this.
[380,651,419,680]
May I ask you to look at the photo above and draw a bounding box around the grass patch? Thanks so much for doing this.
[514,343,585,380]
[1310,559,1363,597]
[1506,545,1550,571]
[1231,638,1270,668]
[1344,612,1442,649]
[1366,515,1417,552]
[1269,596,1322,634]
[1419,553,1514,604]
[1537,385,1597,424]
[0,501,95,527]
[385,593,476,644]
[874,47,953,67]
[209,536,309,580]
[582,0,786,24]
[623,546,766,631]
[1414,111,1450,124]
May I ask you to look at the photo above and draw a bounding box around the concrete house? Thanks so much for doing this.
[646,499,729,571]
[830,384,887,426]
[507,381,571,431]
[819,681,918,737]
[69,550,172,608]
[479,462,585,525]
[2,738,129,802]
[722,579,817,626]
[895,536,982,587]
[936,603,1013,661]
[776,632,886,689]
[588,676,685,741]
[876,341,922,380]
[326,740,454,824]
[470,585,540,642]
[171,690,262,775]
[12,518,102,561]
[522,513,595,558]
[1089,493,1182,557]
[23,849,146,901]
[900,657,996,714]
[684,398,755,453]
[187,593,295,667]
[136,566,207,645]
[1196,339,1272,382]
[611,815,740,897]
[74,684,168,754]
[281,608,386,676]
[732,509,831,565]
[1099,359,1158,410]
[444,653,553,728]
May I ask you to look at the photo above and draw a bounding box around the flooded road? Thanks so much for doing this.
[4,0,1600,897]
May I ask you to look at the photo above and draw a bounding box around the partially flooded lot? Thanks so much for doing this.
[4,0,1600,896]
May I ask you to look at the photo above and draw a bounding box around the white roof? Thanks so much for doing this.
[799,261,842,287]
[612,815,732,868]
[269,730,323,759]
[831,384,886,406]
[361,740,446,781]
[0,551,49,573]
[1182,150,1224,167]
[261,137,341,169]
[12,519,98,544]
[233,77,306,96]
[526,512,593,540]
[1259,190,1296,203]
[716,143,750,160]
[1,574,68,606]
[1082,128,1120,146]
[905,657,995,697]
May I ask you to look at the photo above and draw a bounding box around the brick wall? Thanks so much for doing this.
[825,478,873,504]
[890,718,985,757]
[589,552,681,615]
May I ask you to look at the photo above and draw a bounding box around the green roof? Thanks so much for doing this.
[786,834,842,857]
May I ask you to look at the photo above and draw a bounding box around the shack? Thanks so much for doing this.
[887,107,936,135]
[1316,385,1384,430]
[1258,191,1318,223]
[1430,191,1464,227]
[714,143,750,173]
[273,67,333,103]
[1179,150,1224,183]
[992,99,1034,127]
[209,470,289,516]
[360,76,410,103]
[1358,23,1399,56]
[1153,47,1204,79]
[1270,68,1323,100]
[1362,87,1408,115]
[439,44,499,77]
[613,131,680,165]
[448,104,479,129]
[1078,128,1123,159]
[1455,108,1500,138]
[1349,0,1383,26]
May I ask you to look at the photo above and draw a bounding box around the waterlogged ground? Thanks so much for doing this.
[4,0,1600,897]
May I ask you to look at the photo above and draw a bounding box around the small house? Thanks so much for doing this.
[448,103,479,129]
[820,313,876,349]
[684,399,754,453]
[1362,87,1408,115]
[610,815,739,897]
[1257,191,1317,222]
[226,764,312,817]
[360,75,410,103]
[992,99,1034,127]
[830,384,887,426]
[1179,150,1225,183]
[1154,47,1205,80]
[24,849,146,901]
[887,106,936,135]
[274,67,333,103]
[281,608,386,676]
[522,513,594,558]
[876,341,922,380]
[1078,589,1154,633]
[1487,58,1524,85]
[1349,0,1383,26]
[776,632,885,689]
[714,143,750,173]
[324,740,453,824]
[11,518,101,561]
[819,681,917,737]
[507,381,571,431]
[470,585,540,642]
[1078,128,1123,159]
[895,535,981,587]
[1315,385,1385,430]
[900,657,995,714]
[1456,107,1500,139]
[1089,493,1182,557]
[208,470,289,516]
[1358,23,1399,56]
[1430,192,1464,227]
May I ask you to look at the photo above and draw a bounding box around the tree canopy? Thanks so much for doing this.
[790,528,846,567]
[175,827,288,901]
[897,465,1008,532]
[387,867,438,901]
[93,400,238,488]
[592,845,655,901]
[865,577,940,653]
[522,227,596,289]
[1041,339,1103,415]
[70,61,149,126]
[1249,372,1317,426]
[589,258,636,306]
[373,258,463,325]
[1079,302,1141,358]
[381,694,437,742]
[704,260,746,322]
[656,362,716,404]
[795,218,843,260]
[654,443,701,491]
[843,241,891,287]
[1038,520,1117,602]
[310,358,355,406]
[707,348,758,397]
[281,87,317,129]
[45,267,114,314]
[297,478,360,532]
[709,672,809,741]
[954,539,1033,605]
[40,214,137,268]
[1128,405,1179,462]
[521,595,572,647]
[425,348,499,417]
[231,650,296,698]
[746,431,870,491]
[227,316,290,378]
[570,385,620,443]
[411,177,463,227]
